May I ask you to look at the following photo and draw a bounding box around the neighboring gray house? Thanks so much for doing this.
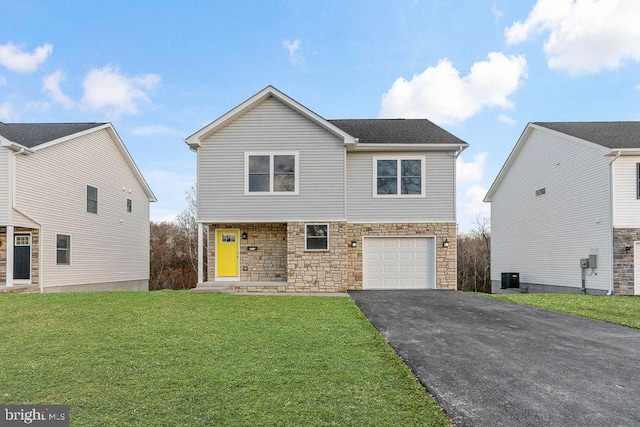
[0,122,156,293]
[185,86,468,293]
[485,121,640,295]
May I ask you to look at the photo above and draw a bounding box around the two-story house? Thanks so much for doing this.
[485,122,640,295]
[186,86,468,293]
[0,122,156,293]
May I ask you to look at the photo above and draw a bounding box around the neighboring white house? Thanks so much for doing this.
[185,86,468,293]
[485,121,640,295]
[0,122,156,293]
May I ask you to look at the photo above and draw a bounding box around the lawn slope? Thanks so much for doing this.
[0,292,448,426]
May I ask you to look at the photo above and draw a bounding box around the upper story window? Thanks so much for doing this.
[245,152,298,194]
[636,163,640,199]
[127,198,132,213]
[374,157,425,197]
[87,185,98,213]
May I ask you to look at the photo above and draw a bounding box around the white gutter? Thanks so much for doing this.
[11,148,43,292]
[607,150,621,295]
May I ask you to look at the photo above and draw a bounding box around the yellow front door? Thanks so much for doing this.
[216,229,239,278]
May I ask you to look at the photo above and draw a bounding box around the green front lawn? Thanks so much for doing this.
[0,292,448,426]
[488,293,640,328]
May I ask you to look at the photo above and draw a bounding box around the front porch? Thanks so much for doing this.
[190,280,289,293]
[0,225,40,289]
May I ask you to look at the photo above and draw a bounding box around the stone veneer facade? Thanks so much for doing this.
[612,228,640,295]
[205,221,457,293]
[346,222,457,290]
[0,226,39,288]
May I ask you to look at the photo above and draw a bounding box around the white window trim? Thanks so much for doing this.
[372,156,426,198]
[13,232,32,285]
[87,184,98,214]
[305,223,329,251]
[56,234,71,266]
[244,151,299,195]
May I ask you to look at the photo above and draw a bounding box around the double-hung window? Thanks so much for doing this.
[636,163,640,199]
[305,224,329,251]
[87,185,98,213]
[56,234,71,265]
[245,152,298,194]
[374,157,425,196]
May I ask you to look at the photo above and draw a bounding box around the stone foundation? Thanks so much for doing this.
[613,228,640,295]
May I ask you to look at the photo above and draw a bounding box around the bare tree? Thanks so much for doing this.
[457,216,491,293]
[149,184,205,290]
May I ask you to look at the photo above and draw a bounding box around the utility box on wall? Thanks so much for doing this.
[501,272,520,289]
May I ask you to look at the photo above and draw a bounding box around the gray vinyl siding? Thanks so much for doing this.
[197,97,346,222]
[490,128,611,291]
[14,129,151,289]
[612,156,640,228]
[346,151,456,222]
[0,149,8,224]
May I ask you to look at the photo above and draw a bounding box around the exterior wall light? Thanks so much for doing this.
[350,240,357,247]
[442,239,450,248]
[241,232,248,240]
[626,246,632,252]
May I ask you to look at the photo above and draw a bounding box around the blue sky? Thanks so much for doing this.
[2,0,640,231]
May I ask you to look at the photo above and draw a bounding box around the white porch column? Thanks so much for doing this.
[6,225,13,287]
[197,223,204,284]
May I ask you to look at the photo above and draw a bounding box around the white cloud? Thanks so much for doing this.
[42,71,74,110]
[380,53,527,124]
[144,169,194,222]
[0,42,52,73]
[505,0,640,75]
[457,152,488,185]
[81,65,161,116]
[498,113,516,125]
[491,2,504,21]
[132,125,180,137]
[283,39,302,65]
[459,184,491,225]
[0,101,15,121]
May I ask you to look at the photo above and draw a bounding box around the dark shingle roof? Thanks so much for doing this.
[0,122,106,148]
[329,119,468,146]
[535,122,640,149]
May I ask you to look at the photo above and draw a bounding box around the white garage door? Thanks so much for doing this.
[363,237,435,289]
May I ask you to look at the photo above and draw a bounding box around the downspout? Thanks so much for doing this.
[11,148,43,292]
[607,151,621,295]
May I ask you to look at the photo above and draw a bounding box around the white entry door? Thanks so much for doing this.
[363,237,435,289]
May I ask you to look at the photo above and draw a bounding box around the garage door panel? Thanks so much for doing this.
[363,237,435,290]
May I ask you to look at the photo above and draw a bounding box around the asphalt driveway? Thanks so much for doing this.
[349,290,640,427]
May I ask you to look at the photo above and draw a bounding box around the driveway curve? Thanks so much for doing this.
[349,290,640,427]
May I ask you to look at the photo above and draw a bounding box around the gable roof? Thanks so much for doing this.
[535,122,640,149]
[329,119,468,146]
[483,121,640,203]
[0,122,156,202]
[0,122,105,148]
[185,86,469,152]
[185,85,357,150]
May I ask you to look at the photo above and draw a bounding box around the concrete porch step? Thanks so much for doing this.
[189,281,289,293]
